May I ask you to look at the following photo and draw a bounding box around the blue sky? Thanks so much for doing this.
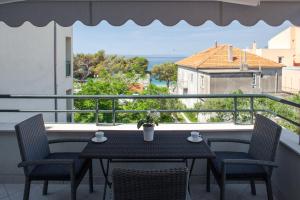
[73,20,292,56]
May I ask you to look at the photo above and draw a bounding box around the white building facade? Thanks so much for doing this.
[248,26,300,94]
[0,22,73,123]
[177,45,282,108]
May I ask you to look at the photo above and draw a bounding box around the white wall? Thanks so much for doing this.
[268,27,292,49]
[0,22,73,123]
[295,27,300,64]
[177,67,206,108]
[255,49,293,67]
[282,67,300,94]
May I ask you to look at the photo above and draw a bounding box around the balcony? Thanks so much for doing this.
[0,94,299,200]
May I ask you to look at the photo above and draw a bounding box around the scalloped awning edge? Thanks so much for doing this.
[0,1,299,27]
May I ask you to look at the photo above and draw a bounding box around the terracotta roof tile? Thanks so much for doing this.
[176,45,283,69]
[129,83,144,93]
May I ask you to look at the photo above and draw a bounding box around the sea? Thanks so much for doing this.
[146,56,185,86]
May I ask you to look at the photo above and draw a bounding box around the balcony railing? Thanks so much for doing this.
[0,94,299,129]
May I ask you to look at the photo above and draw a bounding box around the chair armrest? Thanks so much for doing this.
[222,159,278,168]
[48,138,91,144]
[207,138,251,146]
[18,159,74,168]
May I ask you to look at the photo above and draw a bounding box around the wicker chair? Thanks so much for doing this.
[15,114,93,200]
[206,114,282,200]
[112,168,189,200]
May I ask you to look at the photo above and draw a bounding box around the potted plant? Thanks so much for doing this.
[137,111,159,141]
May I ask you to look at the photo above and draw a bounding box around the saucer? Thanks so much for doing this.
[91,136,107,143]
[187,136,203,143]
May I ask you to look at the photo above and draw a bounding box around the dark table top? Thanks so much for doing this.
[80,132,215,159]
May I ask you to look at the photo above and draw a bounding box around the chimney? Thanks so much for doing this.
[240,50,248,71]
[252,41,257,51]
[228,45,233,62]
[215,41,218,48]
[243,50,247,64]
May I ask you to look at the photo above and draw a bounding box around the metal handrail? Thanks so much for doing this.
[0,94,299,126]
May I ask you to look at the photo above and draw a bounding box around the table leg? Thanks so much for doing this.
[185,159,196,196]
[99,159,111,200]
[189,159,196,180]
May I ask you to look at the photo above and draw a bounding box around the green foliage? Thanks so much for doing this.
[184,112,198,123]
[74,71,184,124]
[73,51,105,80]
[117,84,184,124]
[74,69,132,123]
[74,50,148,80]
[194,90,300,134]
[151,62,178,88]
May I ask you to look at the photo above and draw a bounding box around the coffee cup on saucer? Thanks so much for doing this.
[187,131,203,143]
[95,131,104,139]
[191,131,200,140]
[92,131,107,143]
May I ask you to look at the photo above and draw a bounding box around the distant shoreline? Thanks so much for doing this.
[124,55,187,58]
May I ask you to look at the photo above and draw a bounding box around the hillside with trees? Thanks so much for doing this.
[74,50,148,81]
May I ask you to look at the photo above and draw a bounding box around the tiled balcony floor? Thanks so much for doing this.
[0,183,277,200]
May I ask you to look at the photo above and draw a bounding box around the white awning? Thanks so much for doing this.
[0,0,299,27]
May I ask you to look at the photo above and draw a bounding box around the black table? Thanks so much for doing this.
[80,132,215,199]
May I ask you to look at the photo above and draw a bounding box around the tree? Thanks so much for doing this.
[74,68,133,123]
[74,75,184,124]
[151,62,178,88]
[117,84,184,123]
[74,51,149,81]
[73,50,105,80]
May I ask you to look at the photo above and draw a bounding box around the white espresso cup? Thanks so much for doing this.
[95,131,104,140]
[191,131,200,140]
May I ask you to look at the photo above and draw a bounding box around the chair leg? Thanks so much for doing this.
[266,177,274,200]
[70,175,77,200]
[89,161,94,193]
[250,180,256,195]
[43,180,48,195]
[220,181,225,200]
[71,184,76,200]
[23,177,31,200]
[206,159,211,192]
[220,168,226,200]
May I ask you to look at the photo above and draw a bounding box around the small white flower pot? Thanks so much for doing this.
[143,125,154,141]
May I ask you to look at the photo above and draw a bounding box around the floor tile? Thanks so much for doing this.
[0,184,9,199]
[4,183,276,200]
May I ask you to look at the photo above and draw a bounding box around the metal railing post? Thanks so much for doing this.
[95,98,99,126]
[233,97,237,124]
[250,97,254,124]
[112,98,116,126]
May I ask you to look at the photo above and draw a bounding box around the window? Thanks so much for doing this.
[66,61,71,77]
[252,74,257,87]
[65,37,72,77]
[200,75,204,89]
[190,74,193,82]
[278,56,284,64]
[183,88,188,95]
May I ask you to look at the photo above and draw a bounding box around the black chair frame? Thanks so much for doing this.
[16,121,94,200]
[206,138,277,200]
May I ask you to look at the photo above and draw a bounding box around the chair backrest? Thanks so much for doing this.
[248,114,282,162]
[15,114,50,174]
[112,168,189,200]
